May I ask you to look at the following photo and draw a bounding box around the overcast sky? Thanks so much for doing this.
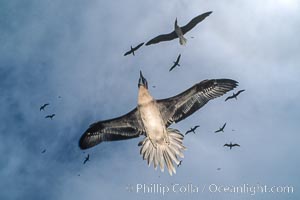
[1,0,300,199]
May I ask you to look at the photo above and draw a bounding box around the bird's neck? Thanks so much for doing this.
[138,86,154,106]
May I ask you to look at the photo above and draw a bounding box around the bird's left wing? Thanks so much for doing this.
[124,50,131,56]
[181,11,212,35]
[157,79,238,126]
[146,31,178,45]
[79,108,145,149]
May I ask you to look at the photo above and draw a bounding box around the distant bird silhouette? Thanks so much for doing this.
[185,125,200,135]
[58,96,62,99]
[177,160,182,167]
[41,149,46,154]
[77,174,80,176]
[224,142,240,149]
[225,89,245,101]
[146,11,212,46]
[169,54,181,72]
[83,154,90,164]
[152,85,156,88]
[217,167,221,171]
[215,123,226,133]
[124,42,144,56]
[40,103,49,111]
[45,114,55,120]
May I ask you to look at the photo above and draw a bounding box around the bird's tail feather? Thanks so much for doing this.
[140,128,186,175]
[179,36,187,45]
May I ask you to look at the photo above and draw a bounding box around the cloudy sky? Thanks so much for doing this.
[1,0,299,199]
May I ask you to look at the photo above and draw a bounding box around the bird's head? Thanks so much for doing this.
[138,71,148,89]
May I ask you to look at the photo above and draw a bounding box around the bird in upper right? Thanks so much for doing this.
[146,11,212,46]
[215,123,226,133]
[225,89,245,101]
[169,54,181,72]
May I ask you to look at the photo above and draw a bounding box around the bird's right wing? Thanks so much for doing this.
[124,50,132,56]
[146,31,178,45]
[79,108,145,149]
[181,11,212,35]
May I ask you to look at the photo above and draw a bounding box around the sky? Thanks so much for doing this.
[1,0,300,199]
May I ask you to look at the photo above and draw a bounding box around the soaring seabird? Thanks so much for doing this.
[83,154,90,164]
[45,114,55,120]
[40,103,49,111]
[146,11,212,46]
[79,71,237,175]
[124,42,144,56]
[169,54,181,72]
[224,142,240,149]
[215,123,226,133]
[185,125,200,135]
[225,89,245,101]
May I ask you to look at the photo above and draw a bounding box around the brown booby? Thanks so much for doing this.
[225,89,245,101]
[124,42,144,56]
[79,71,238,175]
[169,54,181,72]
[146,11,212,46]
[224,142,240,149]
[215,123,226,133]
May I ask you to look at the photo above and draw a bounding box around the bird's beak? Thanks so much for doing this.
[138,70,148,89]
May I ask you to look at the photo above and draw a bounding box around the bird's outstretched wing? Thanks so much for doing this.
[134,42,144,51]
[236,89,245,96]
[222,123,226,130]
[79,108,145,149]
[175,54,181,63]
[185,130,192,135]
[225,95,234,101]
[215,129,222,133]
[124,50,132,56]
[146,31,177,46]
[232,144,240,147]
[181,11,212,35]
[157,79,238,126]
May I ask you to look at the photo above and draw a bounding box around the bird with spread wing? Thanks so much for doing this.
[79,71,238,175]
[124,42,144,56]
[146,11,212,46]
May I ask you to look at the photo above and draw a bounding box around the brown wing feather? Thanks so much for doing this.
[157,79,238,126]
[79,108,144,149]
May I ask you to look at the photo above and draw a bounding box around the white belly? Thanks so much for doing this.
[139,102,166,144]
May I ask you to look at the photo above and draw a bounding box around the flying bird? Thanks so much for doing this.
[185,125,200,135]
[41,149,46,154]
[225,89,245,101]
[124,42,144,56]
[215,123,226,133]
[177,160,183,167]
[79,71,238,175]
[169,54,181,72]
[40,103,49,111]
[224,142,240,150]
[45,114,55,120]
[83,154,90,164]
[146,11,212,46]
